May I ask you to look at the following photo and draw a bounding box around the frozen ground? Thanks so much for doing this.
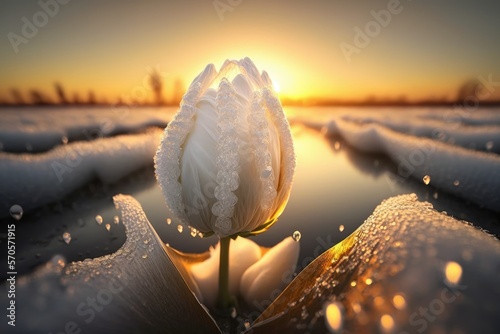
[0,106,499,333]
[290,106,500,212]
[1,106,499,217]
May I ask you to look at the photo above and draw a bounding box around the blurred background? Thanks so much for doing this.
[1,0,500,107]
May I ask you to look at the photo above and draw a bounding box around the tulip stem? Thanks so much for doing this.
[217,236,231,312]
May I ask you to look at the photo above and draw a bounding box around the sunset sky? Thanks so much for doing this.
[1,0,500,104]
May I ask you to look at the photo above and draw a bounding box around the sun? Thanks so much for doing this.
[273,81,281,93]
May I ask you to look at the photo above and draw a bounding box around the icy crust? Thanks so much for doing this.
[250,194,500,333]
[0,128,163,217]
[299,112,500,212]
[3,195,220,334]
[0,107,170,153]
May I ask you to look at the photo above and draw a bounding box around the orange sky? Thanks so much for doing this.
[1,0,500,104]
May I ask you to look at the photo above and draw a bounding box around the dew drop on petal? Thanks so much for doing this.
[339,225,345,232]
[9,204,23,221]
[95,215,103,225]
[62,232,71,244]
[105,224,111,232]
[292,230,301,242]
[324,301,343,333]
[365,278,373,285]
[113,215,120,224]
[423,175,431,185]
[177,225,183,233]
[261,166,272,178]
[190,228,197,237]
[166,218,172,225]
[453,180,460,186]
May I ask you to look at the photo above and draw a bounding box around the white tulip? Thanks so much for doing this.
[155,57,295,237]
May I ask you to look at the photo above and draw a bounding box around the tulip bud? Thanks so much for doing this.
[155,57,295,237]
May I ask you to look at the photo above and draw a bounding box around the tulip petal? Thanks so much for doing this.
[11,195,221,333]
[247,194,500,333]
[240,237,300,307]
[180,97,219,233]
[190,237,262,307]
[263,88,296,221]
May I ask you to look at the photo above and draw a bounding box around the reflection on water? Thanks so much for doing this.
[2,123,499,280]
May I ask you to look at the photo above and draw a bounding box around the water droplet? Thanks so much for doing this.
[486,141,494,151]
[444,261,462,286]
[230,307,237,318]
[105,224,111,231]
[166,218,172,225]
[339,225,344,232]
[142,254,148,259]
[190,228,197,237]
[177,225,183,233]
[63,232,71,244]
[95,215,103,225]
[61,136,68,144]
[433,192,438,199]
[350,281,356,287]
[365,278,373,285]
[423,175,431,185]
[261,166,272,178]
[113,215,120,224]
[453,180,460,186]
[380,314,394,333]
[292,230,301,242]
[324,301,343,333]
[392,294,406,310]
[9,204,23,221]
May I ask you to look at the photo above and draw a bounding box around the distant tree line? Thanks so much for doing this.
[1,70,185,107]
